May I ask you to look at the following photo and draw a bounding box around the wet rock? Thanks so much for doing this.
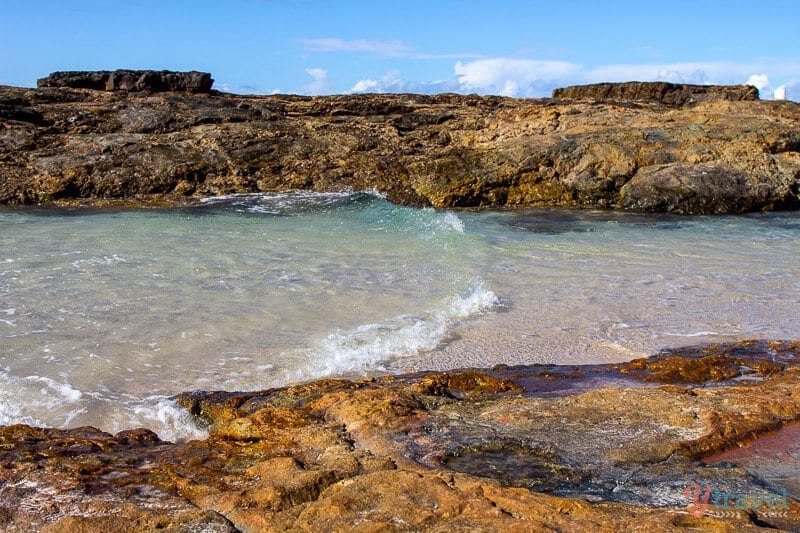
[412,370,523,399]
[0,340,798,530]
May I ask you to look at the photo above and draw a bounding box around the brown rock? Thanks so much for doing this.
[413,370,523,399]
[1,84,798,213]
[552,81,760,105]
[36,70,214,93]
[0,340,798,530]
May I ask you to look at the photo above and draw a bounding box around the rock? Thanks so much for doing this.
[552,81,760,105]
[36,70,214,93]
[0,340,798,530]
[0,83,799,213]
[618,163,788,214]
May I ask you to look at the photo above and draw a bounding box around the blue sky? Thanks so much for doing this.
[1,0,798,99]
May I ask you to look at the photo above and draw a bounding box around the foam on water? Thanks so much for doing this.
[1,195,800,440]
[272,281,500,385]
[0,371,85,427]
[0,369,207,442]
[198,190,374,215]
[130,397,209,442]
[436,211,466,233]
[662,331,721,337]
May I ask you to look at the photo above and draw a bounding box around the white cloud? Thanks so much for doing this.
[746,74,769,90]
[350,79,382,93]
[348,77,458,95]
[348,69,459,94]
[300,37,481,60]
[585,63,714,84]
[500,80,519,97]
[344,57,800,101]
[303,67,331,95]
[776,80,800,101]
[454,58,581,97]
[215,82,271,95]
[301,38,413,58]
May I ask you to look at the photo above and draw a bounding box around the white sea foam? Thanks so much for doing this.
[363,187,388,199]
[662,331,720,337]
[200,190,355,204]
[198,189,389,216]
[410,208,467,239]
[288,281,499,381]
[130,397,209,443]
[0,308,17,326]
[0,372,85,426]
[71,254,126,269]
[0,368,207,442]
[27,376,83,402]
[439,211,465,233]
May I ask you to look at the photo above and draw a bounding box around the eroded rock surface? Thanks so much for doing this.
[36,70,214,93]
[552,81,760,105]
[0,340,798,531]
[1,82,798,213]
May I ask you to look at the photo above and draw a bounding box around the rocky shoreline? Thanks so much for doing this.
[1,76,799,214]
[0,340,797,531]
[2,75,800,530]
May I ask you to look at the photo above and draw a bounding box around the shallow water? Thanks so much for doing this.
[1,191,799,440]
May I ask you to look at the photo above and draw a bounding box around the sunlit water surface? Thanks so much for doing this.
[1,191,799,440]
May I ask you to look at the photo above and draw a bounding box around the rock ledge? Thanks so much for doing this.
[552,81,760,105]
[36,70,214,93]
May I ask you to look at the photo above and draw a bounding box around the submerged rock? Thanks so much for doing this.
[0,340,798,530]
[0,81,798,213]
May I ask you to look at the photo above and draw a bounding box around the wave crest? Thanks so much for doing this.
[286,281,499,381]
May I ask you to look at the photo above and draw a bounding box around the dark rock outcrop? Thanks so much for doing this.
[552,81,760,105]
[619,163,796,214]
[1,81,798,213]
[37,70,214,93]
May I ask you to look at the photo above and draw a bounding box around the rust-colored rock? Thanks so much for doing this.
[0,340,798,530]
[412,370,523,398]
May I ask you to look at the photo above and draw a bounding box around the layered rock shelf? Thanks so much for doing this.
[36,70,214,94]
[1,76,799,213]
[552,81,760,105]
[0,340,798,530]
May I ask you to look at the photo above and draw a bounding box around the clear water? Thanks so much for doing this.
[1,191,799,440]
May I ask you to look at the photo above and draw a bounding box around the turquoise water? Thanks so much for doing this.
[1,191,799,440]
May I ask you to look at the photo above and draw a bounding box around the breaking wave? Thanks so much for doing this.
[198,189,384,215]
[278,280,500,383]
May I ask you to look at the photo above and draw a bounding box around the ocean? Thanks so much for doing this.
[1,191,799,440]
